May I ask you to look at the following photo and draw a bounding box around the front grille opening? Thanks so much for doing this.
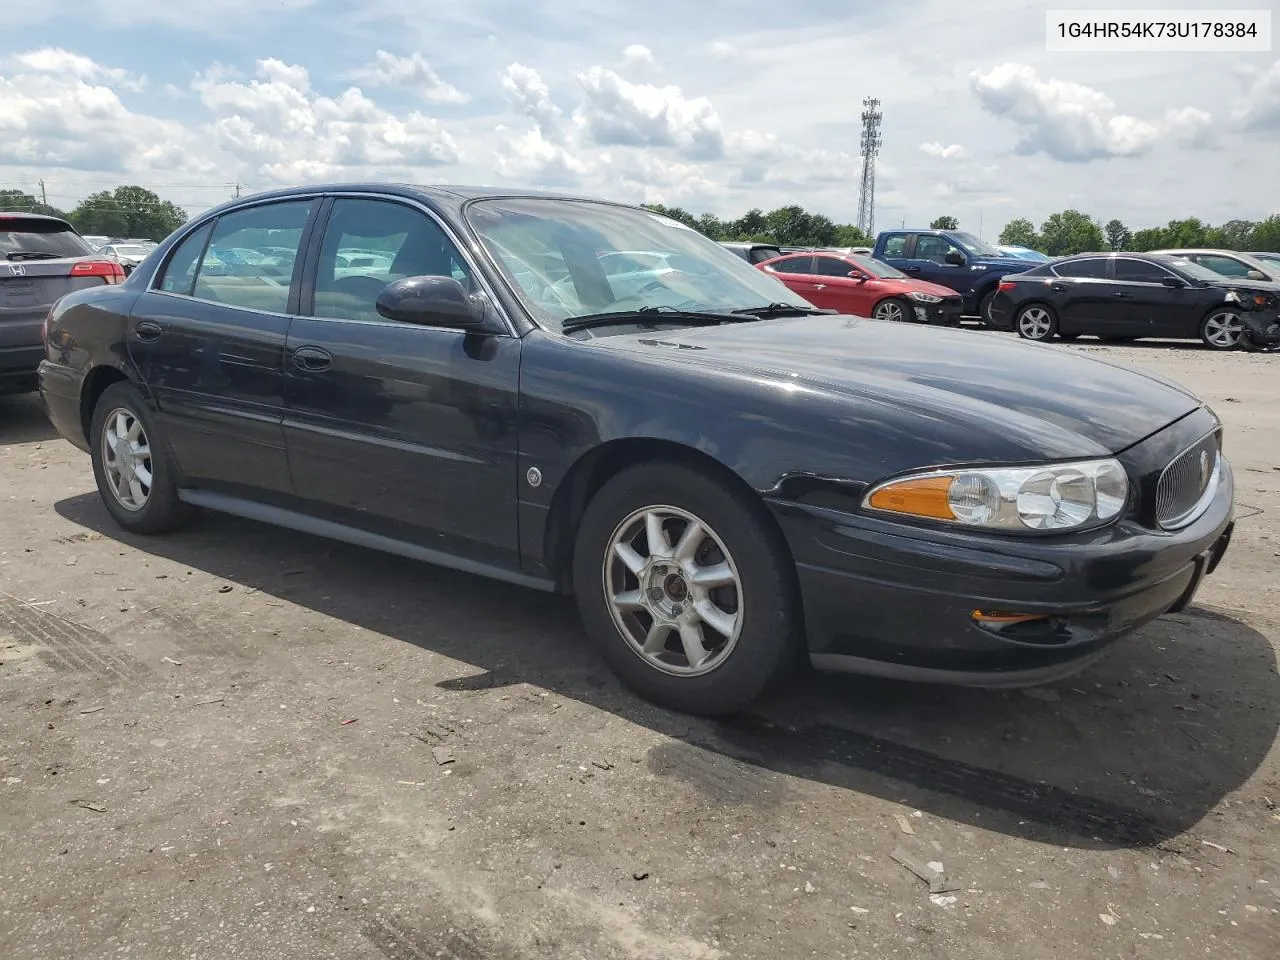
[1155,431,1221,530]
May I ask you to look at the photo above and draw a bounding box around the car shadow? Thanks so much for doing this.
[0,393,58,444]
[54,493,1280,852]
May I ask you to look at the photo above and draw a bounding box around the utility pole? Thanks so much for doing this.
[233,182,242,199]
[38,179,47,209]
[856,97,883,238]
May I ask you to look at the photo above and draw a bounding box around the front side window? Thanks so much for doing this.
[190,201,313,313]
[814,256,855,277]
[311,198,473,324]
[1114,259,1171,283]
[849,255,907,279]
[915,235,963,264]
[464,199,811,332]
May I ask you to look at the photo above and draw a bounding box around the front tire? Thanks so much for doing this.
[873,297,912,323]
[977,290,997,328]
[1015,304,1058,342]
[1200,308,1245,350]
[572,462,800,716]
[90,381,192,534]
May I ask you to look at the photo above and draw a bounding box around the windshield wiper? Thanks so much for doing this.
[729,302,835,317]
[562,305,751,334]
[5,251,62,261]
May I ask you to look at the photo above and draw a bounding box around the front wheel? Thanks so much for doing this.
[977,290,997,328]
[1200,308,1245,350]
[1015,304,1057,342]
[873,297,912,323]
[90,381,192,534]
[572,462,800,716]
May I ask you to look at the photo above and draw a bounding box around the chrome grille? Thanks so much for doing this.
[1155,432,1221,530]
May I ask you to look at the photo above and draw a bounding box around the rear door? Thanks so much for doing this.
[876,232,912,273]
[282,195,522,568]
[1046,257,1113,333]
[1,216,103,377]
[129,198,318,495]
[760,255,819,303]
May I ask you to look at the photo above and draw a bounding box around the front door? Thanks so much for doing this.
[910,234,969,293]
[128,198,317,495]
[1108,258,1186,337]
[809,255,871,314]
[282,196,522,569]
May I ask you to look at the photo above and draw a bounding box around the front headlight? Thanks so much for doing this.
[863,459,1129,532]
[908,291,943,303]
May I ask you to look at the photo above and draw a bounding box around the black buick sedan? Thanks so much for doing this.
[987,251,1280,349]
[38,185,1234,715]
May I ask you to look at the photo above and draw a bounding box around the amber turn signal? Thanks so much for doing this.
[865,475,955,520]
[971,609,1049,625]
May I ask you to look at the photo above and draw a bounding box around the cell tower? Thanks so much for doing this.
[856,97,883,236]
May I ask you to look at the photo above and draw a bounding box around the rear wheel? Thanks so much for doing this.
[872,297,912,323]
[90,382,192,534]
[1015,304,1057,342]
[1200,308,1245,350]
[572,462,800,716]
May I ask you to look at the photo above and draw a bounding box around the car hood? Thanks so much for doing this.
[601,316,1202,460]
[1203,277,1280,296]
[878,278,959,299]
[971,256,1031,270]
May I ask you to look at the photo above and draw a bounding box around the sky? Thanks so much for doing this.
[2,0,1278,239]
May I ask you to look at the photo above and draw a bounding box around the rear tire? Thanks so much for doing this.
[872,297,912,323]
[1200,308,1245,350]
[90,381,192,534]
[572,462,800,716]
[1015,304,1057,342]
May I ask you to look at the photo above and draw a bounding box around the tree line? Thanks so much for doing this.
[0,186,188,241]
[998,210,1280,255]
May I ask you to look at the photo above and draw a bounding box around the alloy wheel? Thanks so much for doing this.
[874,301,905,322]
[602,505,742,677]
[1018,307,1053,340]
[1202,311,1244,349]
[101,407,153,511]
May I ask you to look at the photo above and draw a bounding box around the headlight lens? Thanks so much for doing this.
[908,291,943,303]
[864,459,1129,532]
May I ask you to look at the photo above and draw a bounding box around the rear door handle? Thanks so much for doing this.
[292,345,332,372]
[134,320,162,342]
[1050,283,1068,292]
[1113,292,1133,299]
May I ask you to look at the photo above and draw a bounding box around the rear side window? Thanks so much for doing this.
[157,222,214,296]
[190,201,313,313]
[0,217,93,260]
[1052,258,1108,279]
[881,234,909,258]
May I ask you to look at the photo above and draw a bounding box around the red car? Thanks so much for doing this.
[757,251,963,324]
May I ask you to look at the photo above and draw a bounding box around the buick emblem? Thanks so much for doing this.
[8,263,25,277]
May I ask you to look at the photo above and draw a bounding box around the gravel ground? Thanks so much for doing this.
[1,337,1278,960]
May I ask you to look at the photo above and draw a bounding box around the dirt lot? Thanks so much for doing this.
[1,337,1278,960]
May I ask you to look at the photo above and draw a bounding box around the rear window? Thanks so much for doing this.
[0,217,93,260]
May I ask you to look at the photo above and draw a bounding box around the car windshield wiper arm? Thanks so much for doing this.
[562,305,752,334]
[729,302,836,317]
[4,251,62,261]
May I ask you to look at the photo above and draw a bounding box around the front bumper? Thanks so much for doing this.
[770,432,1235,686]
[912,298,964,326]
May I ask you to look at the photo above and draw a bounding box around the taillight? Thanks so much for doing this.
[71,260,126,284]
[997,280,1016,292]
[42,308,52,346]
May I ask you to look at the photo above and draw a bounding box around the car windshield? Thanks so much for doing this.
[1156,256,1227,283]
[464,198,812,332]
[0,218,94,259]
[950,231,1002,257]
[849,255,907,279]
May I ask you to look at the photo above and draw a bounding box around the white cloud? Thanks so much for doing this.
[970,63,1217,163]
[351,50,469,104]
[500,63,564,134]
[622,44,658,70]
[13,47,146,92]
[575,66,723,159]
[494,125,593,185]
[709,41,737,59]
[919,142,965,159]
[195,58,459,182]
[1234,59,1280,132]
[617,153,725,208]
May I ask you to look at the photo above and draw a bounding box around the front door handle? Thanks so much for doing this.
[1113,292,1133,299]
[903,266,921,274]
[134,320,162,342]
[1050,283,1068,292]
[813,284,826,290]
[292,345,332,372]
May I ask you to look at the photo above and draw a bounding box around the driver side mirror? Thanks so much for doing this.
[944,251,965,266]
[376,276,487,329]
[848,271,868,282]
[1161,276,1186,289]
[1246,269,1266,281]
